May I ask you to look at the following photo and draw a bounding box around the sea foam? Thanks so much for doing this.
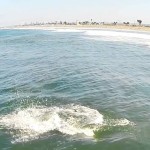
[85,30,150,39]
[0,104,103,143]
[84,30,150,47]
[53,29,84,33]
[0,104,132,143]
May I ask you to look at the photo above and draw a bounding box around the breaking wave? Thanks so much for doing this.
[85,30,150,39]
[53,29,84,33]
[0,104,132,143]
[84,30,150,47]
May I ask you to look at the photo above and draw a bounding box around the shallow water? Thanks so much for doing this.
[0,29,150,149]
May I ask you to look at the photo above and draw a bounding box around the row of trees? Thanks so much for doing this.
[78,19,142,26]
[23,20,143,26]
[112,20,142,26]
[111,20,142,26]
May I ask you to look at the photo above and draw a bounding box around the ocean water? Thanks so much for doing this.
[0,28,150,150]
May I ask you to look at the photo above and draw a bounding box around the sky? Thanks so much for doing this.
[0,0,150,26]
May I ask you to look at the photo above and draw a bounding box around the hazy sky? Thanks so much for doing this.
[0,0,150,26]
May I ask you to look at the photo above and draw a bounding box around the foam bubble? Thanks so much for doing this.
[85,30,150,39]
[105,118,132,126]
[53,29,84,33]
[0,104,133,143]
[84,30,150,47]
[0,104,103,143]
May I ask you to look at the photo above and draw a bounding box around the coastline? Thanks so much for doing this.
[1,24,150,32]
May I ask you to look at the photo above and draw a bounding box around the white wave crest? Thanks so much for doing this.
[0,104,133,143]
[84,30,150,46]
[53,29,84,33]
[105,118,133,126]
[85,30,150,39]
[0,104,103,143]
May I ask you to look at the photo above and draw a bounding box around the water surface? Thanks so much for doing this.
[0,29,150,150]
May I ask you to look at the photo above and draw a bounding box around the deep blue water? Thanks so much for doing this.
[0,29,150,150]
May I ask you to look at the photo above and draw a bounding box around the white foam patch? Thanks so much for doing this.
[53,29,84,33]
[0,104,132,143]
[107,118,133,126]
[85,30,150,39]
[0,105,103,143]
[84,30,150,47]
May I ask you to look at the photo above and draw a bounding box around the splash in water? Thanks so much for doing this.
[0,104,132,143]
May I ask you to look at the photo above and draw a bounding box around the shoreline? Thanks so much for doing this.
[1,24,150,33]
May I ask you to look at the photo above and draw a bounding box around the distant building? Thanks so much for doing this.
[76,21,80,26]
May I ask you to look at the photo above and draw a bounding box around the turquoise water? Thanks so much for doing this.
[0,29,150,150]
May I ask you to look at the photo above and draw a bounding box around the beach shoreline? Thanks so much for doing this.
[1,24,150,32]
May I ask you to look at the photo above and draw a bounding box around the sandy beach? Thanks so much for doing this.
[2,24,150,32]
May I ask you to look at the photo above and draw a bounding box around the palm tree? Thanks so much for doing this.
[113,22,117,25]
[123,22,130,25]
[137,20,142,25]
